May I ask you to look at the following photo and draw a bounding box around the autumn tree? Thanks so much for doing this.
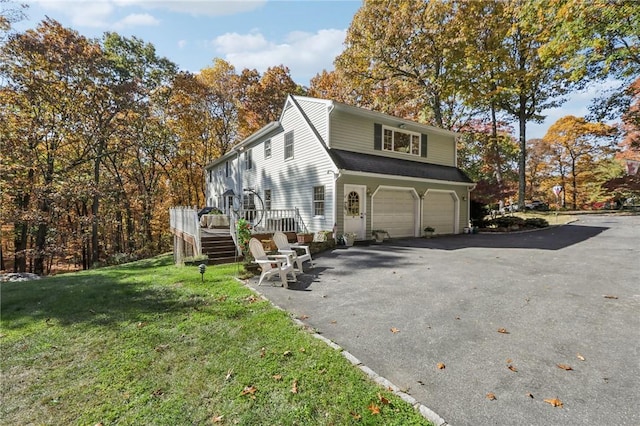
[335,0,468,130]
[543,116,617,209]
[238,65,303,137]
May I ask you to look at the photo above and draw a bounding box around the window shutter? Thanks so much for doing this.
[374,123,382,150]
[421,134,428,158]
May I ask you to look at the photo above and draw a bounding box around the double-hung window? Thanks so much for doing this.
[284,131,294,160]
[264,139,271,159]
[225,161,230,178]
[264,189,272,210]
[244,149,252,170]
[313,186,325,217]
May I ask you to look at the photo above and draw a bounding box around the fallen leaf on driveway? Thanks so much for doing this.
[437,362,446,369]
[486,392,496,400]
[298,314,309,320]
[390,327,400,333]
[543,397,563,407]
[507,364,518,372]
[603,295,618,299]
[368,402,381,415]
[577,353,586,361]
[506,358,513,363]
[526,393,534,399]
[497,328,509,334]
[557,364,573,371]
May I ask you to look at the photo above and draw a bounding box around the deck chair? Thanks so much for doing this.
[272,231,314,272]
[248,238,296,287]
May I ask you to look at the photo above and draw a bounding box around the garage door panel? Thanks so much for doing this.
[423,192,455,234]
[373,190,416,238]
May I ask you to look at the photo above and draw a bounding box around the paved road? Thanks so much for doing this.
[246,215,640,426]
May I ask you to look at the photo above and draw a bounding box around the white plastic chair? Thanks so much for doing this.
[248,238,296,287]
[272,231,314,272]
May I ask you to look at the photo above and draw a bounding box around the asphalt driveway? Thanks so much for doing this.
[246,214,640,426]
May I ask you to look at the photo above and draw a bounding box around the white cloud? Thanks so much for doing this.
[113,0,266,16]
[113,13,159,29]
[212,28,347,84]
[28,0,266,29]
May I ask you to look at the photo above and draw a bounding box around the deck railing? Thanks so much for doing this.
[171,207,308,258]
[241,208,308,234]
[169,207,201,255]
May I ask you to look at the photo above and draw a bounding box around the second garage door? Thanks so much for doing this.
[372,189,417,238]
[423,191,456,234]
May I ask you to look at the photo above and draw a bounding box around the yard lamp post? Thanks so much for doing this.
[198,263,206,282]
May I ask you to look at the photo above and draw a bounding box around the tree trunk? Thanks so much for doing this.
[518,99,527,209]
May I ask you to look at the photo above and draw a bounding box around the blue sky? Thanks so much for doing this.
[16,0,603,139]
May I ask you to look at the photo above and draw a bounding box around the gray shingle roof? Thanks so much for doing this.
[329,149,474,184]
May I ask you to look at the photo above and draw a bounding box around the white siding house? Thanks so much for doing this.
[204,95,474,239]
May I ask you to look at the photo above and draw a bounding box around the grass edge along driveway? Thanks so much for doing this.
[1,255,431,425]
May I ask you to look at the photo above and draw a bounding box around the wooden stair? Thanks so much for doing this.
[201,234,239,265]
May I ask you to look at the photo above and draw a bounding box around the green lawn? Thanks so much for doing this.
[1,256,431,425]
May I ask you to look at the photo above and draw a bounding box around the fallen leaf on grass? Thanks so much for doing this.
[368,402,381,415]
[151,388,164,397]
[136,322,147,328]
[225,369,233,381]
[350,412,361,420]
[283,350,292,357]
[577,353,586,361]
[241,386,257,397]
[260,347,266,358]
[245,295,259,304]
[212,415,224,423]
[437,362,446,370]
[507,364,518,372]
[543,397,563,407]
[390,327,400,333]
[377,392,390,405]
[291,379,298,394]
[216,295,227,302]
[486,392,496,400]
[272,374,282,381]
[603,295,618,299]
[557,364,573,371]
[497,328,509,334]
[155,344,170,352]
[299,347,306,353]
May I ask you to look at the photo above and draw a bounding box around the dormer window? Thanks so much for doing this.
[383,127,421,156]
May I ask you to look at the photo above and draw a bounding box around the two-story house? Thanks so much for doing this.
[204,95,474,240]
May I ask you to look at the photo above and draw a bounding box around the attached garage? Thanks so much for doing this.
[372,187,419,238]
[423,190,458,234]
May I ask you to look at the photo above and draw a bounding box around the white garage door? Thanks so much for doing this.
[372,189,417,238]
[423,191,456,234]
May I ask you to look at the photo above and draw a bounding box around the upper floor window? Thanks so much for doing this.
[284,131,294,160]
[225,161,230,177]
[313,186,325,217]
[264,139,271,159]
[244,149,252,170]
[208,169,212,182]
[383,127,421,156]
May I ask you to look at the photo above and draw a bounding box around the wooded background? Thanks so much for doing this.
[1,0,638,274]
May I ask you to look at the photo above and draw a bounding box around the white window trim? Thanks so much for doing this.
[313,185,325,218]
[284,131,294,161]
[382,125,422,156]
[264,139,271,159]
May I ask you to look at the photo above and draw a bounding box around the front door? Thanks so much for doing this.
[343,184,366,239]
